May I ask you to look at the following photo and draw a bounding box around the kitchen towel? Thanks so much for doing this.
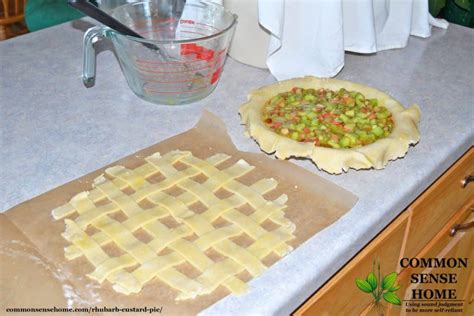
[257,0,449,80]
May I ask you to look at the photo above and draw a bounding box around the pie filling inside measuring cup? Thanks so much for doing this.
[83,1,237,105]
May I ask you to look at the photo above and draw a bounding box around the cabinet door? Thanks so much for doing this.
[404,149,474,259]
[294,213,409,316]
[388,201,473,316]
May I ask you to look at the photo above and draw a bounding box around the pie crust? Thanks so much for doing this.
[52,150,295,300]
[239,76,421,174]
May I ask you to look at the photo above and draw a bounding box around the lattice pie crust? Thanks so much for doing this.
[52,150,296,300]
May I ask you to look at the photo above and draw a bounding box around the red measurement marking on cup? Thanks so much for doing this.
[137,64,213,74]
[141,74,212,84]
[139,29,211,37]
[135,59,203,69]
[137,65,213,74]
[136,23,217,36]
[133,19,217,30]
[179,19,195,25]
[144,85,210,94]
[135,58,206,65]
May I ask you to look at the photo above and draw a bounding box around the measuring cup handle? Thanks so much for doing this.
[83,26,106,88]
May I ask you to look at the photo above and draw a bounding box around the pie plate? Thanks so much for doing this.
[239,76,421,174]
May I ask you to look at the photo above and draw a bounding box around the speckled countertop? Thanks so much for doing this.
[1,20,473,315]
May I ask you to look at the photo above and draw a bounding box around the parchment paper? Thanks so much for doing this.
[1,111,357,315]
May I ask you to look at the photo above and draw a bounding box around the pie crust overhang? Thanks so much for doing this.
[239,76,421,174]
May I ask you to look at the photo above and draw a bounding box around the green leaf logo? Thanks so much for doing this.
[355,278,373,293]
[355,259,402,308]
[382,272,398,290]
[383,292,401,305]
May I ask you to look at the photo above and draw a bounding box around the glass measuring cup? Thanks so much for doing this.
[83,1,237,105]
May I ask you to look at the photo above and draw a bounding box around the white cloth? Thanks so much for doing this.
[258,0,449,80]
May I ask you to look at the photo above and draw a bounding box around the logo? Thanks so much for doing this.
[355,259,401,313]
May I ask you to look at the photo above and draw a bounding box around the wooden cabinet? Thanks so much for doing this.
[293,213,409,316]
[389,202,473,316]
[294,148,474,316]
[404,151,474,259]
